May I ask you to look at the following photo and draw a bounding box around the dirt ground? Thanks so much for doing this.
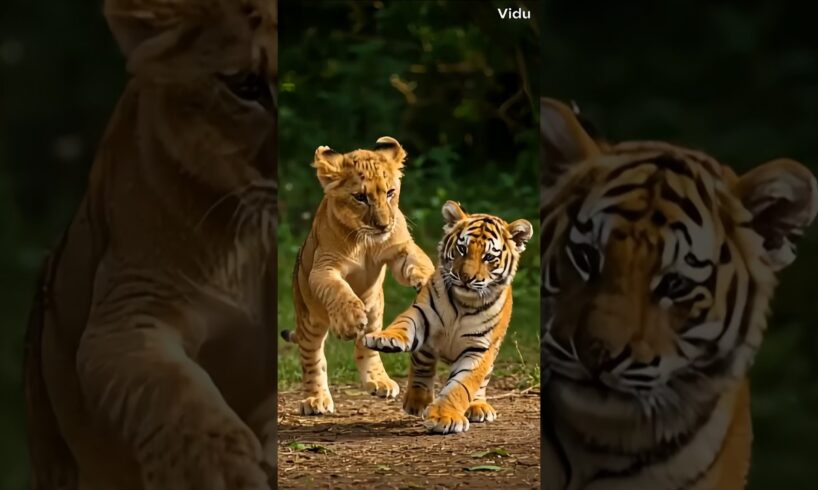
[277,378,540,489]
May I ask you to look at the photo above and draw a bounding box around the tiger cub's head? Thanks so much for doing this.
[104,0,277,186]
[439,201,533,304]
[312,137,408,243]
[540,98,817,425]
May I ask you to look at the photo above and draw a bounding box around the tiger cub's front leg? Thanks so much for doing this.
[403,348,437,416]
[363,318,437,417]
[465,366,497,423]
[423,345,500,435]
[363,286,432,353]
[354,289,399,399]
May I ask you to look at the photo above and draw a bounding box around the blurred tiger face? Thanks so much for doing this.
[544,155,731,393]
[540,98,817,414]
[312,138,408,243]
[440,201,532,303]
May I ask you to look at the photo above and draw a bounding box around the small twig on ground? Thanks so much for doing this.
[486,386,538,400]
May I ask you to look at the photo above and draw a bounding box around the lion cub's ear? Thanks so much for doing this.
[312,146,346,190]
[373,136,407,167]
[104,0,201,73]
[442,201,467,227]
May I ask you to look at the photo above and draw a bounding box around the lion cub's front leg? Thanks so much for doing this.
[77,318,269,489]
[309,266,368,340]
[389,241,435,291]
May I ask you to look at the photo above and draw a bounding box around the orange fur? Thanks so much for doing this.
[365,201,532,434]
[541,98,817,489]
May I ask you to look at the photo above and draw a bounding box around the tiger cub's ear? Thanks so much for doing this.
[508,219,534,253]
[442,201,467,227]
[540,98,601,187]
[312,146,346,190]
[373,136,407,168]
[735,158,818,270]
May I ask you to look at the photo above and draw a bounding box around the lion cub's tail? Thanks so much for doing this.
[280,329,298,343]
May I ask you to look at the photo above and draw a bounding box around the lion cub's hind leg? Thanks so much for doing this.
[294,315,334,415]
[354,289,400,399]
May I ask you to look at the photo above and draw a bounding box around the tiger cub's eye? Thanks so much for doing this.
[656,273,695,299]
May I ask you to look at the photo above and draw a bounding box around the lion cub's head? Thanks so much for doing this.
[104,0,277,188]
[313,137,407,242]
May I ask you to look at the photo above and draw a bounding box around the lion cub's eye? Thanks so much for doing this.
[352,193,368,203]
[387,189,396,199]
[217,71,273,110]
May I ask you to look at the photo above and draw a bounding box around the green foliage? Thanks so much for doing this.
[543,2,818,487]
[278,0,540,388]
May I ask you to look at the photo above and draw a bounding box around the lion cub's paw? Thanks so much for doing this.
[403,386,433,416]
[363,376,400,399]
[363,330,411,353]
[466,400,497,423]
[328,299,368,340]
[422,401,470,434]
[298,392,335,416]
[405,263,434,291]
[140,419,268,490]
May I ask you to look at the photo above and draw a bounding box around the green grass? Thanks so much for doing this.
[277,171,540,392]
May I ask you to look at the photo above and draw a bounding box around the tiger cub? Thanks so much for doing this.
[364,201,533,434]
[539,97,818,489]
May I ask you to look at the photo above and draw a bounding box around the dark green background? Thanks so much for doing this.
[0,1,539,488]
[0,0,815,488]
[276,0,541,388]
[542,2,818,488]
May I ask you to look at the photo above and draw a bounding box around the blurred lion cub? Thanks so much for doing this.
[281,137,435,415]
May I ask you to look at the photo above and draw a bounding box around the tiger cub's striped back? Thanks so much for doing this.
[364,200,532,434]
[540,98,818,489]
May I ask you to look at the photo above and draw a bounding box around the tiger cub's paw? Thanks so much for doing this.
[403,386,433,416]
[363,375,400,399]
[328,299,368,340]
[363,330,411,353]
[298,392,335,416]
[466,400,497,423]
[422,402,470,434]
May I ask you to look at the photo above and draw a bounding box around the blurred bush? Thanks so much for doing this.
[542,1,818,488]
[277,0,541,387]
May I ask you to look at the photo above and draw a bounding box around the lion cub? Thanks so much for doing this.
[282,137,435,415]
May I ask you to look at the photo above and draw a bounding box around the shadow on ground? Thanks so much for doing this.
[277,378,540,489]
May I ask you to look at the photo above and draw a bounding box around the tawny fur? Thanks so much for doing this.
[24,1,278,489]
[283,138,435,416]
